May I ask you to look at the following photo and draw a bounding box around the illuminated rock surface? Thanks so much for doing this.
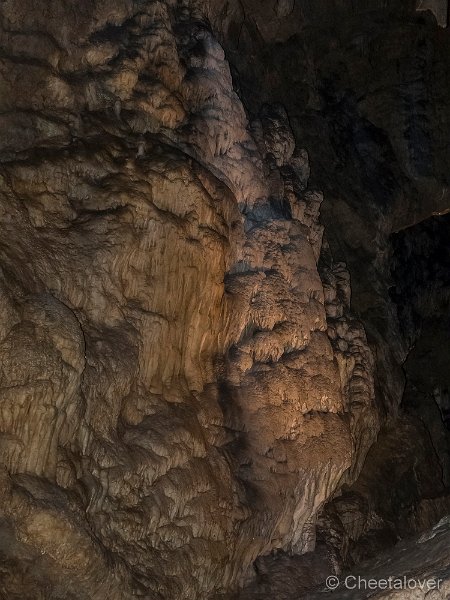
[0,1,449,598]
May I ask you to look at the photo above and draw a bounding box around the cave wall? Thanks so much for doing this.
[0,1,449,599]
[0,1,377,598]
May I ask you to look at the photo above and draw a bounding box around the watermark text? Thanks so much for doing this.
[326,575,442,592]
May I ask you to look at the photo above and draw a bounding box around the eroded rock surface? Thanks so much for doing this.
[0,1,375,598]
[0,0,449,599]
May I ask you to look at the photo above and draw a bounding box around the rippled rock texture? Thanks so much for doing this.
[305,516,450,600]
[0,1,449,599]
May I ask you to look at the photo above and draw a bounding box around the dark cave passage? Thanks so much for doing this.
[391,213,450,488]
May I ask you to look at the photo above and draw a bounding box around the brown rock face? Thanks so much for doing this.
[0,2,374,598]
[0,1,449,599]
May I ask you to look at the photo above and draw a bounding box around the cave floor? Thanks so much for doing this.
[306,518,450,599]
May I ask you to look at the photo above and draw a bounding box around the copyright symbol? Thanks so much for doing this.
[326,575,340,590]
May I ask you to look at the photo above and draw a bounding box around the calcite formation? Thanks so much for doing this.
[0,1,449,599]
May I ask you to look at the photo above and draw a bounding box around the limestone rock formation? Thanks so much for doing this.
[0,1,449,599]
[306,516,450,600]
[416,0,448,27]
